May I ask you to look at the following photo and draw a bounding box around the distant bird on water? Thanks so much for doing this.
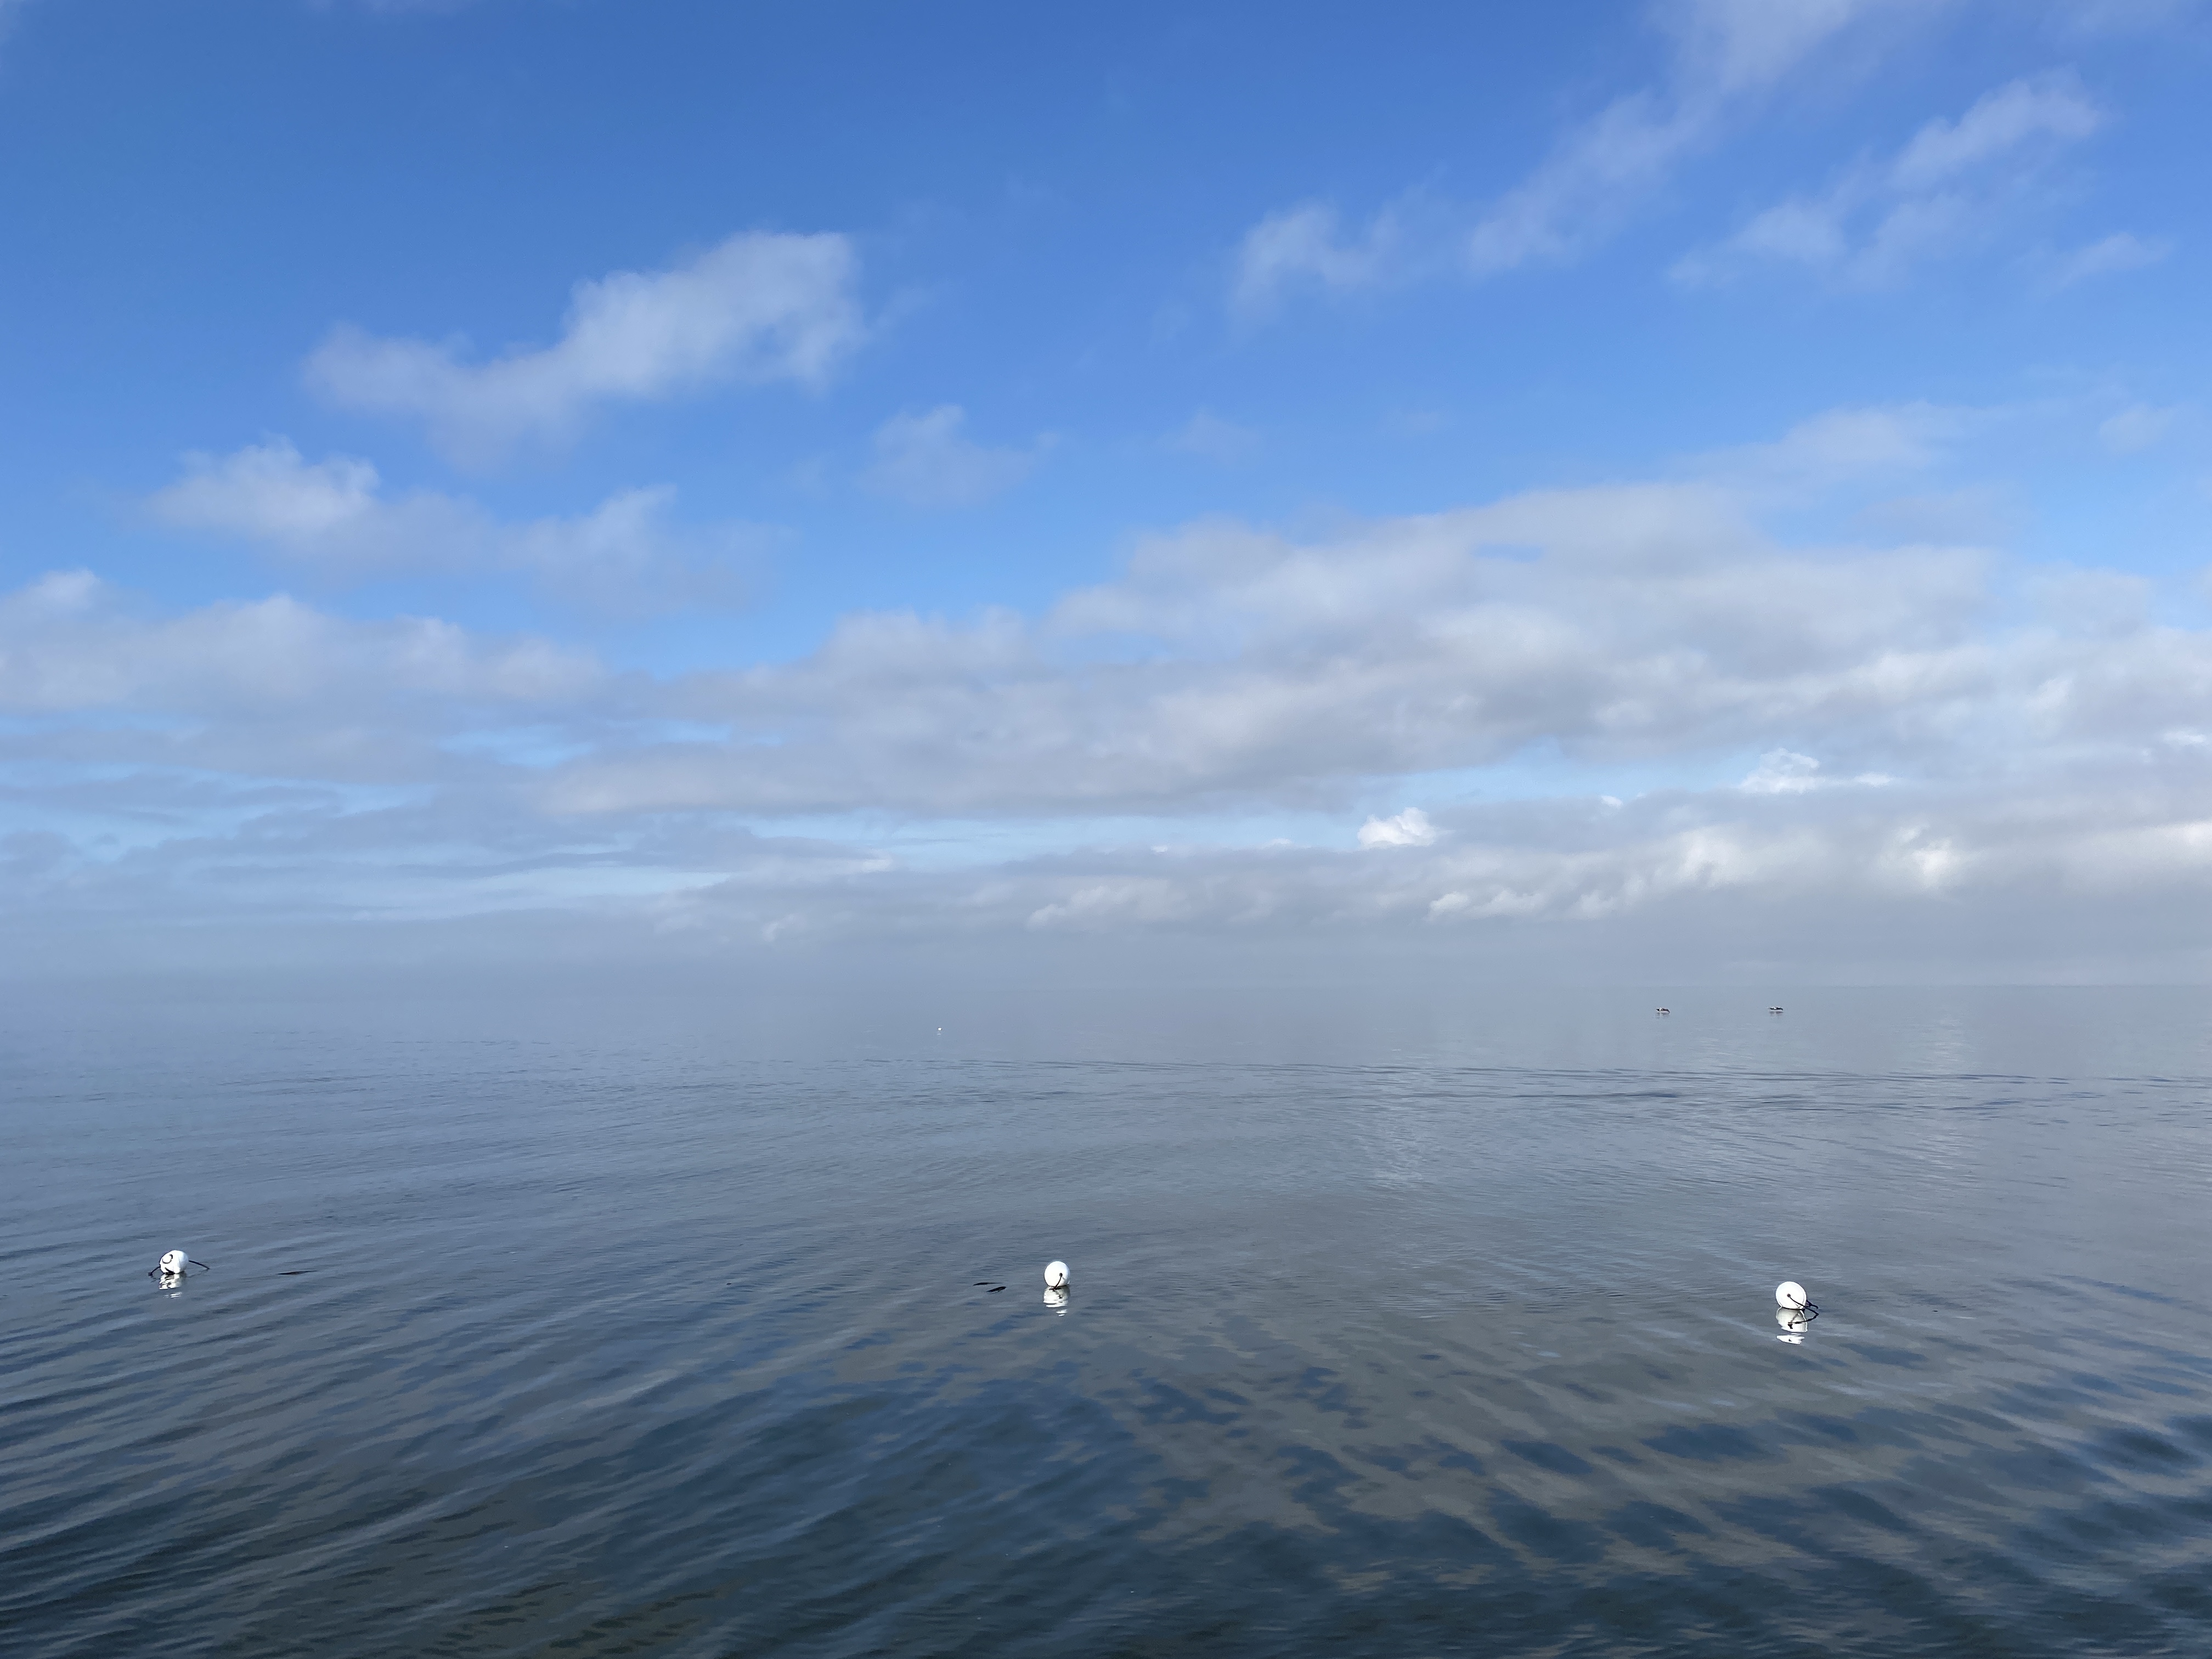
[1655,1007,1670,1015]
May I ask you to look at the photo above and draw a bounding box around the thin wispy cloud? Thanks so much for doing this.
[864,407,1049,509]
[2047,0,2210,40]
[1232,199,1419,316]
[1169,410,1262,465]
[1695,402,1988,493]
[2097,403,2181,453]
[1233,0,1932,311]
[1674,72,2107,287]
[307,231,865,467]
[2041,228,2172,288]
[1462,0,1916,275]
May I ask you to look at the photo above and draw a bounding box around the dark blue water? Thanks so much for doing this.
[5,985,2211,1656]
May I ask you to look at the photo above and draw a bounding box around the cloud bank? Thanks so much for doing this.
[16,415,2212,978]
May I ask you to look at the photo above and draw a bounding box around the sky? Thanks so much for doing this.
[4,0,2212,987]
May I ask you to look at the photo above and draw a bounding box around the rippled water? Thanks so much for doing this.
[5,986,2211,1656]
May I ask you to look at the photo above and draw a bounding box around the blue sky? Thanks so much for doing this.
[4,0,2212,981]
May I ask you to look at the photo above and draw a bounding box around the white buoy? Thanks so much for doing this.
[1776,1280,1809,1311]
[1043,1260,1069,1290]
[159,1250,188,1277]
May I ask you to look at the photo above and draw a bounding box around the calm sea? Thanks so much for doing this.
[4,984,2210,1657]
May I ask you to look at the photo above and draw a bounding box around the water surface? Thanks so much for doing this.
[4,986,2209,1656]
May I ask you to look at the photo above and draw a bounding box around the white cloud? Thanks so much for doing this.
[1232,0,1932,309]
[2099,403,2180,453]
[1025,877,1195,930]
[630,776,2212,964]
[2047,0,2208,38]
[1662,0,1906,93]
[306,230,864,466]
[545,472,2006,821]
[1700,402,1982,492]
[1232,200,1412,314]
[1739,748,1891,793]
[1740,749,1825,793]
[1676,72,2104,287]
[1466,89,1706,276]
[864,407,1048,509]
[0,569,599,735]
[154,441,382,541]
[149,439,758,613]
[1892,73,2101,184]
[1473,0,1939,274]
[2045,230,2173,288]
[1358,808,1437,848]
[1170,409,1262,465]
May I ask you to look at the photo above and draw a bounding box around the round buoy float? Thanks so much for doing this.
[1043,1260,1069,1290]
[151,1250,208,1280]
[1775,1281,1808,1310]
